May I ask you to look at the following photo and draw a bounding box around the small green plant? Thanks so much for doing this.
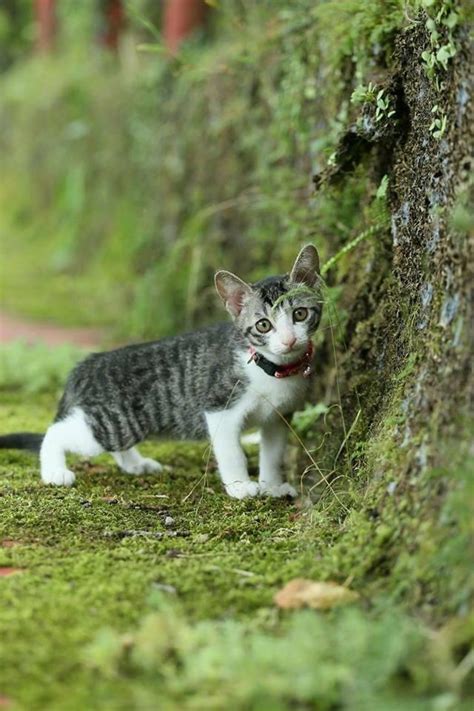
[420,0,459,83]
[429,103,448,139]
[421,42,457,78]
[350,80,378,105]
[292,402,330,435]
[320,222,384,277]
[374,89,396,122]
[327,150,338,167]
[376,174,389,200]
[351,82,395,122]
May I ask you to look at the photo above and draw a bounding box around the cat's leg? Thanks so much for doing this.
[259,418,297,498]
[111,447,162,475]
[205,410,259,499]
[40,407,104,486]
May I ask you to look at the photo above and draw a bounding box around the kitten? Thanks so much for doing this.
[0,245,322,499]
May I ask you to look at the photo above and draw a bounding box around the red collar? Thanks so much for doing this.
[248,342,314,379]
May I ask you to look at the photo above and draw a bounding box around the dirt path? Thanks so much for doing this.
[0,311,102,348]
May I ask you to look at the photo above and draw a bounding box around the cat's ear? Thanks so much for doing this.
[289,244,320,287]
[215,270,253,318]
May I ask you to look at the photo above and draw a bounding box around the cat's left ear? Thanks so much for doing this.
[215,270,253,318]
[289,244,320,287]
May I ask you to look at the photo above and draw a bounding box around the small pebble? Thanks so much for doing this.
[164,516,175,527]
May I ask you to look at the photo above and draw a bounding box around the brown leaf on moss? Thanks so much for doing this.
[274,579,359,610]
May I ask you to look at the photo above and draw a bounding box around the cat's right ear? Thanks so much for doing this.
[215,271,252,318]
[290,244,320,286]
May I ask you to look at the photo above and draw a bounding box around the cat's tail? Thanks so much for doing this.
[0,433,44,453]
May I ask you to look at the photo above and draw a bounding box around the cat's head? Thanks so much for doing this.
[215,245,322,363]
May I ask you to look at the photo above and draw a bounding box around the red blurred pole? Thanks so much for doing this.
[100,0,126,51]
[36,0,56,53]
[163,0,207,55]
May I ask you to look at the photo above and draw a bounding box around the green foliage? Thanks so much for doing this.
[292,402,330,435]
[84,602,460,710]
[0,0,468,335]
[419,0,460,93]
[0,0,403,338]
[0,341,84,394]
[0,0,33,70]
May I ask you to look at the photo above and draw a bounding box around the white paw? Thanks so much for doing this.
[260,482,297,498]
[124,458,163,475]
[42,468,76,486]
[225,481,260,499]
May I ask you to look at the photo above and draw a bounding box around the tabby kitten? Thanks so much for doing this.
[0,245,322,499]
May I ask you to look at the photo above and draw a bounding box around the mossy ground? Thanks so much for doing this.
[1,391,472,710]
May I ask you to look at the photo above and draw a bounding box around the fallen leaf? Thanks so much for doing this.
[274,578,359,610]
[0,568,23,577]
[0,695,11,708]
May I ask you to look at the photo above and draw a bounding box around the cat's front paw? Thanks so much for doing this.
[225,481,260,499]
[260,482,297,498]
[42,468,76,486]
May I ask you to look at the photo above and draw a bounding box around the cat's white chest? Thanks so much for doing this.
[236,353,308,426]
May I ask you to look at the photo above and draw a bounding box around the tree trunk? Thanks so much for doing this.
[35,0,56,54]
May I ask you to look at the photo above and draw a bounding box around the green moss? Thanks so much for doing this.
[1,390,472,709]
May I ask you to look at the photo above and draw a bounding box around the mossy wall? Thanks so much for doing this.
[307,0,473,616]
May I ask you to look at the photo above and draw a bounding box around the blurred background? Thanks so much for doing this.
[0,0,375,354]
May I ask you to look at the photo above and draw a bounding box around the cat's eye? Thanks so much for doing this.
[255,318,272,334]
[293,307,308,322]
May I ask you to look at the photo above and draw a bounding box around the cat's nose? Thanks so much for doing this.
[281,336,297,348]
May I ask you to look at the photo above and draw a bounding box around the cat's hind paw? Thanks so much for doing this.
[225,481,260,499]
[260,482,297,498]
[42,468,76,487]
[125,458,163,475]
